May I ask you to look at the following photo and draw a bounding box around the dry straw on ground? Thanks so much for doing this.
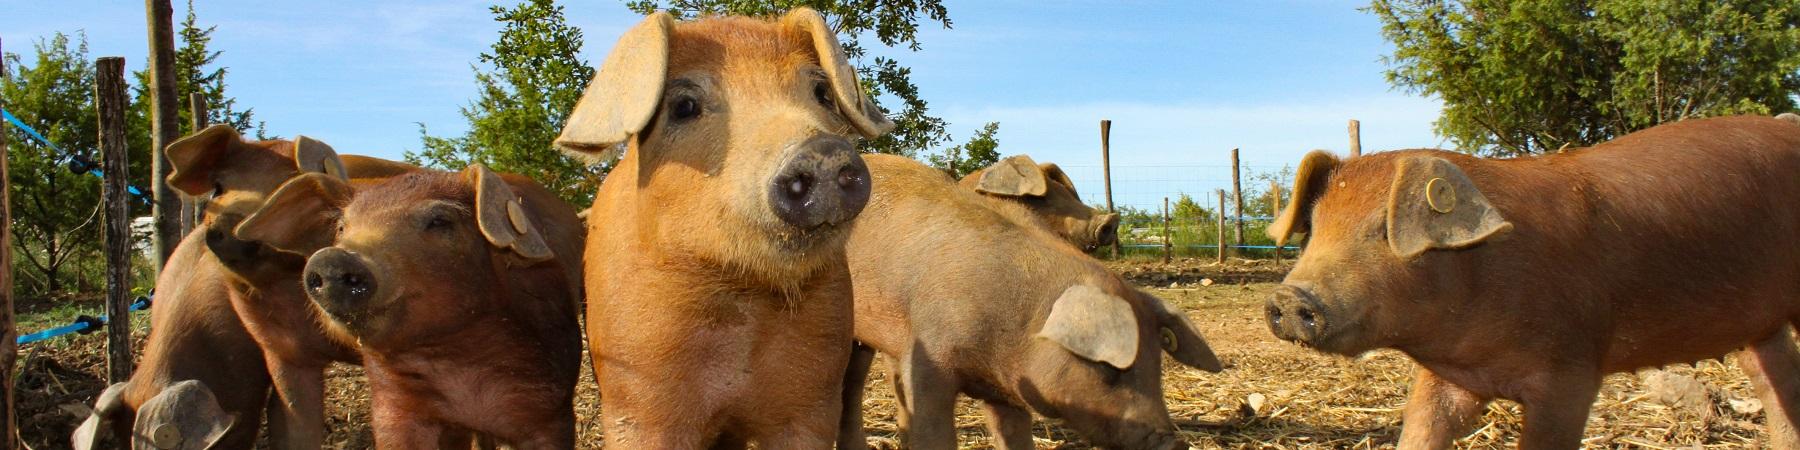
[16,259,1769,449]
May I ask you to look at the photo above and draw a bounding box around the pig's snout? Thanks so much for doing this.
[768,135,871,230]
[1266,284,1328,345]
[303,248,378,319]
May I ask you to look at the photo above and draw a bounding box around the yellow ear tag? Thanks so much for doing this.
[1160,327,1178,352]
[1425,177,1457,214]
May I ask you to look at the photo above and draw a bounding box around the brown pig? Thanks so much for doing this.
[1265,115,1800,449]
[235,165,584,449]
[552,8,891,448]
[839,154,1222,450]
[75,124,397,450]
[960,154,1120,251]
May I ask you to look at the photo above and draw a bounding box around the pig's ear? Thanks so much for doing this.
[292,135,348,180]
[1386,156,1514,260]
[166,124,245,196]
[71,382,130,450]
[973,155,1049,197]
[235,173,354,255]
[1039,162,1080,197]
[556,12,674,161]
[1141,291,1223,372]
[785,8,894,138]
[1038,284,1140,370]
[468,165,554,264]
[1778,112,1800,126]
[134,380,235,450]
[1267,150,1340,246]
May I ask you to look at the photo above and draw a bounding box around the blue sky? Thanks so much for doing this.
[3,0,1447,211]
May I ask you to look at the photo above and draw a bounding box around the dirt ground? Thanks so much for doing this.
[16,258,1770,449]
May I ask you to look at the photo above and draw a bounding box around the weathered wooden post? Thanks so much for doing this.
[1216,189,1226,264]
[1349,119,1362,158]
[1161,197,1171,264]
[0,36,18,450]
[1270,179,1282,264]
[1231,148,1243,254]
[186,93,209,229]
[146,0,182,272]
[97,56,135,383]
[1100,119,1117,258]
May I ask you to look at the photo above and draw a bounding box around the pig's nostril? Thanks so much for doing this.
[1298,308,1316,327]
[785,174,812,199]
[1266,304,1283,324]
[305,273,324,291]
[340,273,364,288]
[836,167,860,189]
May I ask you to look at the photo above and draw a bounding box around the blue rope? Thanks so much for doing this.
[2,108,152,202]
[1122,244,1300,250]
[16,295,153,345]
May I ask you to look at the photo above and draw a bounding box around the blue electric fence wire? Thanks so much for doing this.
[16,295,153,345]
[2,108,152,202]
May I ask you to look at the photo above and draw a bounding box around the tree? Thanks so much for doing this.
[2,33,106,296]
[626,0,954,158]
[409,0,603,205]
[927,121,999,177]
[1171,193,1211,224]
[1370,0,1800,156]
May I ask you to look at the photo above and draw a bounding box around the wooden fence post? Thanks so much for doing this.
[146,0,182,273]
[97,56,135,383]
[1231,148,1243,253]
[1100,119,1117,258]
[1161,197,1171,264]
[1349,119,1362,158]
[1270,179,1282,264]
[0,36,18,450]
[186,93,209,229]
[1216,189,1226,264]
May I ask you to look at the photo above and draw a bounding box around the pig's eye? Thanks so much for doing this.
[671,96,702,121]
[812,80,836,110]
[424,215,453,231]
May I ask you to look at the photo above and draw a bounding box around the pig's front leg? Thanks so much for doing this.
[837,344,876,450]
[1516,371,1599,450]
[1397,368,1488,449]
[369,395,449,450]
[901,349,960,450]
[1737,326,1800,448]
[980,401,1034,450]
[886,353,912,436]
[265,357,326,450]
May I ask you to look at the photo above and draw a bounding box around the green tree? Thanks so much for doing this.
[3,33,106,296]
[626,0,954,158]
[1371,0,1800,156]
[410,0,602,205]
[1171,193,1211,225]
[927,121,999,177]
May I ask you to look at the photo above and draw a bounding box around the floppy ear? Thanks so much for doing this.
[1387,156,1513,260]
[165,124,245,196]
[292,135,348,180]
[468,165,554,264]
[1778,112,1800,126]
[1038,284,1140,370]
[1039,162,1080,197]
[784,8,894,138]
[235,173,354,255]
[134,380,235,450]
[71,382,131,450]
[1139,290,1222,372]
[973,155,1049,197]
[1267,150,1340,246]
[556,12,674,161]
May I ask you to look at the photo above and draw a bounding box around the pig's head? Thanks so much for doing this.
[236,165,558,347]
[166,124,347,224]
[1019,284,1221,449]
[962,155,1121,251]
[555,9,891,284]
[1265,150,1513,356]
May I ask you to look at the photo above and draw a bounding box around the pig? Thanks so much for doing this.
[838,154,1222,450]
[551,8,891,448]
[1264,115,1800,449]
[74,124,388,450]
[234,165,584,449]
[960,154,1120,251]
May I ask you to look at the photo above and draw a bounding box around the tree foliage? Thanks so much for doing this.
[927,121,999,177]
[409,0,603,205]
[1371,0,1800,156]
[626,0,954,158]
[3,33,107,295]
